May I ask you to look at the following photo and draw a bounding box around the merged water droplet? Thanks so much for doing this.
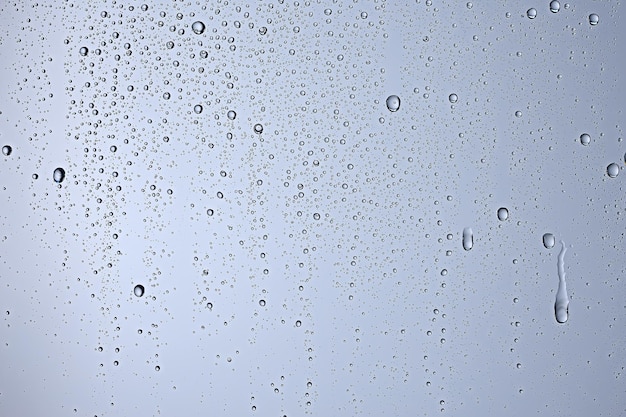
[192,21,206,34]
[607,163,619,178]
[549,0,560,13]
[386,95,401,112]
[497,207,509,221]
[448,93,458,104]
[580,133,591,146]
[542,233,555,249]
[527,8,537,19]
[53,167,65,183]
[554,241,569,324]
[1,145,12,156]
[462,227,473,251]
[134,284,145,297]
[589,13,599,25]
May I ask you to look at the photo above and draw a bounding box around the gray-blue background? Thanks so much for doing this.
[1,1,624,416]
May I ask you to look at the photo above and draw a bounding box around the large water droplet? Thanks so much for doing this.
[542,233,555,249]
[53,167,66,183]
[589,13,599,25]
[192,21,206,34]
[193,104,203,114]
[134,284,145,297]
[79,46,88,56]
[607,163,619,178]
[549,0,560,13]
[227,110,237,120]
[448,93,458,103]
[253,123,264,134]
[1,145,12,156]
[497,207,509,221]
[527,8,537,19]
[580,133,591,146]
[462,227,473,251]
[386,95,400,112]
[554,241,569,323]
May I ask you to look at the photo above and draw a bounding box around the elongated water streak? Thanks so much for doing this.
[554,241,569,323]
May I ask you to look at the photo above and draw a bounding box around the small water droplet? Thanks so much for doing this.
[466,2,473,9]
[254,123,264,134]
[527,8,537,19]
[227,110,237,120]
[549,0,560,13]
[53,167,66,183]
[386,95,401,112]
[515,110,522,117]
[607,163,619,178]
[580,133,591,146]
[589,13,599,25]
[448,93,458,103]
[1,145,12,156]
[193,104,203,114]
[79,46,88,56]
[259,299,266,306]
[542,233,555,249]
[134,284,145,297]
[462,227,473,251]
[192,21,206,34]
[497,207,509,221]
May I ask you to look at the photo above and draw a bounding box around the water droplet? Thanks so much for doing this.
[549,0,560,13]
[313,213,321,220]
[227,110,237,120]
[192,21,206,34]
[448,93,458,103]
[253,123,264,134]
[2,145,12,156]
[527,8,537,19]
[542,233,555,249]
[53,167,66,183]
[589,13,599,25]
[554,241,569,323]
[497,207,509,221]
[607,163,619,178]
[79,46,88,56]
[259,299,266,306]
[134,284,145,297]
[193,104,203,114]
[466,2,473,9]
[515,110,522,117]
[386,95,401,112]
[580,133,591,146]
[462,227,473,251]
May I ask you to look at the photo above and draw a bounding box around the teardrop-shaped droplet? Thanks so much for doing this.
[542,233,555,249]
[53,167,66,183]
[386,95,400,112]
[554,241,569,323]
[462,227,473,251]
[134,284,145,297]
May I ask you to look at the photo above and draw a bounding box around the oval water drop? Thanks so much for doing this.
[607,163,619,178]
[554,241,569,324]
[386,95,400,112]
[497,207,509,221]
[134,284,145,297]
[542,233,555,249]
[53,167,66,183]
[192,21,206,34]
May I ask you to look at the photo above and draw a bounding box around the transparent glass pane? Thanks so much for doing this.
[1,1,624,416]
